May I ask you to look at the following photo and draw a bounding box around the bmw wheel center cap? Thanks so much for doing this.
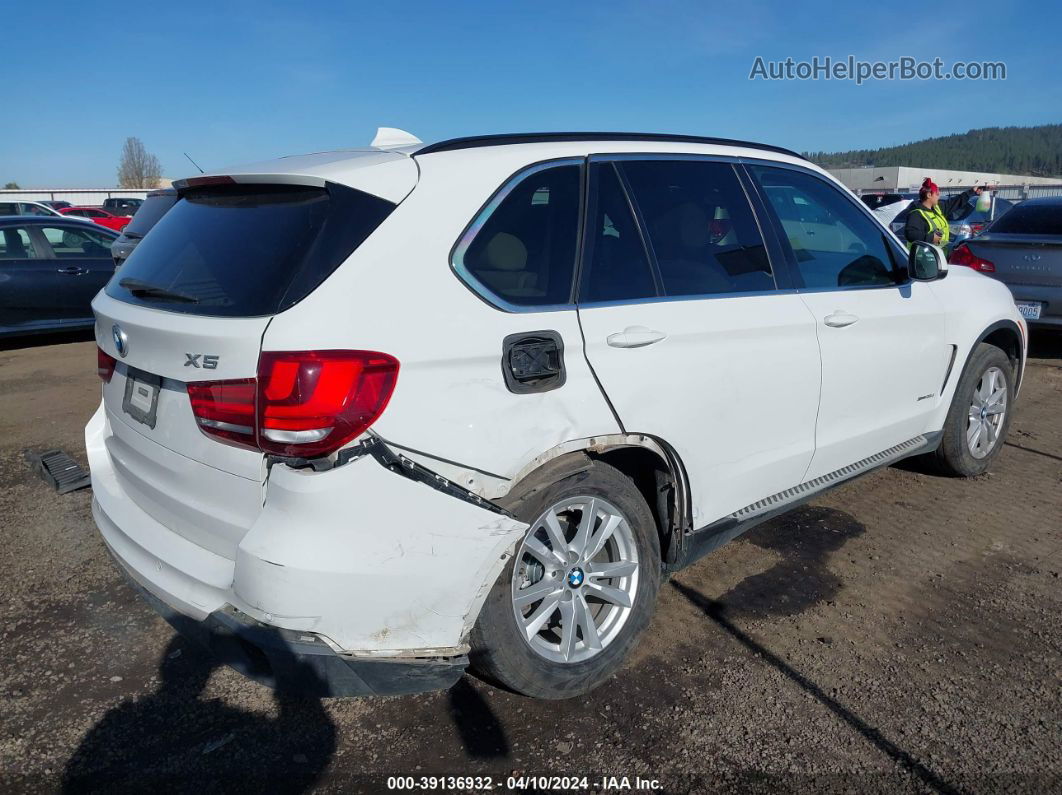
[567,567,585,588]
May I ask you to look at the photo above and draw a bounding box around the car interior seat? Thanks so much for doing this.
[471,231,544,298]
[2,229,29,258]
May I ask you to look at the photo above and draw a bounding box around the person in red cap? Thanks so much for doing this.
[904,177,991,250]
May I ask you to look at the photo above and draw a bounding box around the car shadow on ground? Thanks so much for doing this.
[61,634,338,793]
[446,678,511,758]
[0,329,94,352]
[1027,329,1062,361]
[60,623,515,791]
[671,505,961,794]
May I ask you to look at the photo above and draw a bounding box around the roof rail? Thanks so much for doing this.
[414,132,805,160]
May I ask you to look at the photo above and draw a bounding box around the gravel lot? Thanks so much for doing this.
[1,331,1060,794]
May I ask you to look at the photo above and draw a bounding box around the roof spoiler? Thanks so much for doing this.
[172,173,327,194]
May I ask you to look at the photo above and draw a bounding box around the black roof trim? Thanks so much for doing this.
[415,132,805,160]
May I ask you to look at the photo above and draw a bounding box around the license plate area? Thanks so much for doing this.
[122,368,162,429]
[1016,301,1042,320]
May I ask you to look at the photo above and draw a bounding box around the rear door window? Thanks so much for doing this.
[582,163,658,302]
[620,159,774,297]
[452,163,581,308]
[0,227,38,258]
[39,225,114,258]
[105,183,394,317]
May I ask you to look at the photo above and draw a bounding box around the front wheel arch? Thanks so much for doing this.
[972,319,1024,390]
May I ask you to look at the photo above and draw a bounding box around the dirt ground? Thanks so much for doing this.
[1,331,1060,794]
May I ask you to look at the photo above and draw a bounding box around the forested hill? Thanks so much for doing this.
[805,125,1062,177]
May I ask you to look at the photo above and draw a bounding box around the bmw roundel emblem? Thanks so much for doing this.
[566,567,585,588]
[112,324,129,358]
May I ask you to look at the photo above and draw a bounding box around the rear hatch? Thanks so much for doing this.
[93,170,406,559]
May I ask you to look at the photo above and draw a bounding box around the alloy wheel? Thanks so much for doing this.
[510,497,639,664]
[967,365,1007,459]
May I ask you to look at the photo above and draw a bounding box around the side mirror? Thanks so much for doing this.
[908,241,949,281]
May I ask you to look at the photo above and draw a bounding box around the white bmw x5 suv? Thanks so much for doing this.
[87,131,1026,700]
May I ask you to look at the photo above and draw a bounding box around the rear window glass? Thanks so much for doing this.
[987,203,1062,235]
[453,163,581,307]
[105,183,394,316]
[123,193,177,237]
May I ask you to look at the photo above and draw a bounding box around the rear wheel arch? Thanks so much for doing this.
[498,435,692,566]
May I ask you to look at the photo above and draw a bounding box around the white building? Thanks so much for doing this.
[829,166,1061,196]
[0,179,174,206]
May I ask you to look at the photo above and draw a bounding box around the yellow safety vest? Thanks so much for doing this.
[908,205,950,250]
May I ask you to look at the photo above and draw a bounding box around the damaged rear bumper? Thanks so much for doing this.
[86,403,529,693]
[128,574,467,697]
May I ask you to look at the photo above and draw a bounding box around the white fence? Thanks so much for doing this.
[0,188,154,205]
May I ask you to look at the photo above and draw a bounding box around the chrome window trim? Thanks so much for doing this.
[579,286,797,310]
[449,157,584,314]
[577,278,913,310]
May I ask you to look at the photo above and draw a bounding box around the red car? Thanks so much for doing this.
[59,206,132,232]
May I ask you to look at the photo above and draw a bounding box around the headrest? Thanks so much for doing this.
[485,232,527,271]
[654,202,710,249]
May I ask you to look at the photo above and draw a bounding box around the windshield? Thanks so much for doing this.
[105,182,394,316]
[122,194,177,237]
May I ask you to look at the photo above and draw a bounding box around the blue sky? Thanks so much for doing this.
[6,0,1060,187]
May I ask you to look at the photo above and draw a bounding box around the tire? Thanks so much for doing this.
[931,343,1015,477]
[469,460,661,699]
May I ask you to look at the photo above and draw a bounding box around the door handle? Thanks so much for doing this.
[606,326,668,348]
[56,266,88,276]
[823,311,859,328]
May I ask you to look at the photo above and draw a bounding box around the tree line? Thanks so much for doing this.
[806,124,1062,178]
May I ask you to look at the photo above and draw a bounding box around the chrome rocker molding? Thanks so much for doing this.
[673,432,941,570]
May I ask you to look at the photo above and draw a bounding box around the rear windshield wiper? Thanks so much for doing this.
[118,277,199,303]
[122,231,143,240]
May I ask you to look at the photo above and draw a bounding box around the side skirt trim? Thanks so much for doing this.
[671,432,940,571]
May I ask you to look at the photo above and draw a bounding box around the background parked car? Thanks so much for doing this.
[860,192,915,212]
[880,192,1012,252]
[102,197,144,216]
[110,188,177,266]
[59,206,132,232]
[949,195,1062,328]
[0,217,118,336]
[0,200,64,217]
[36,199,73,211]
[948,195,1016,243]
[868,193,917,232]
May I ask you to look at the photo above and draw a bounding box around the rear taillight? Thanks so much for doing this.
[187,350,399,459]
[97,346,116,383]
[186,379,257,450]
[949,243,995,273]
